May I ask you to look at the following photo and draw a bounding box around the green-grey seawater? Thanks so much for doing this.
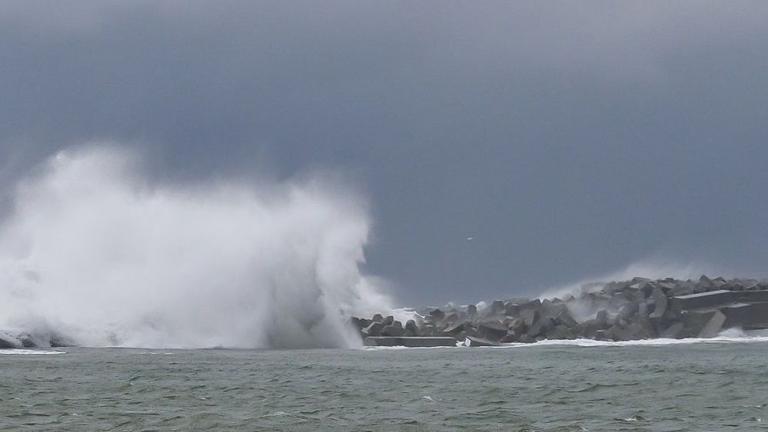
[2,341,767,431]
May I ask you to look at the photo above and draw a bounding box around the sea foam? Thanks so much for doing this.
[490,334,768,348]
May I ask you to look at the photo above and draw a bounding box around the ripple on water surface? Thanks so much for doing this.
[0,342,767,431]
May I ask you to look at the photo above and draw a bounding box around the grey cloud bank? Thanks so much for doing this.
[1,1,766,305]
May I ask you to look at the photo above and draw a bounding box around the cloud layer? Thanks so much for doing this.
[1,1,766,304]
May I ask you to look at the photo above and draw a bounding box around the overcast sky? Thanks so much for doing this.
[1,1,767,304]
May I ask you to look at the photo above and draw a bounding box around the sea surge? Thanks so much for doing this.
[0,145,393,349]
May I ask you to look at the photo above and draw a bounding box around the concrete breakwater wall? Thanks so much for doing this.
[353,276,768,347]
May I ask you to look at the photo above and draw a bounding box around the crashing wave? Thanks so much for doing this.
[0,145,394,349]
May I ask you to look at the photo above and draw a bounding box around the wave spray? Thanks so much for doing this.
[0,146,392,348]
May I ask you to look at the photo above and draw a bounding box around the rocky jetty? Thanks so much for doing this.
[0,330,74,349]
[352,276,768,347]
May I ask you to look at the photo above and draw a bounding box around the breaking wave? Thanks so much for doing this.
[0,145,393,349]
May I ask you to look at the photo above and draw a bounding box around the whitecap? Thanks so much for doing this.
[490,336,768,348]
[0,349,65,355]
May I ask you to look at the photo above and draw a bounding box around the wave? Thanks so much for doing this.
[0,145,393,349]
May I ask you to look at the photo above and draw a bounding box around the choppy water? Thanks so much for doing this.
[2,340,768,431]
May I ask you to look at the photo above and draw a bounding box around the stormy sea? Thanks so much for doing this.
[3,340,768,431]
[2,148,767,431]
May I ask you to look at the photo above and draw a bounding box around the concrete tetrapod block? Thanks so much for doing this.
[0,333,20,349]
[478,322,507,341]
[363,322,385,337]
[381,321,405,336]
[660,322,684,339]
[649,287,668,319]
[404,319,418,336]
[681,310,727,338]
[698,310,726,338]
[442,321,470,336]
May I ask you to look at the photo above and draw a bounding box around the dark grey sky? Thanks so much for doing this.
[1,1,767,305]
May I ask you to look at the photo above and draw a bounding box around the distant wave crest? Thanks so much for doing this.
[493,334,768,348]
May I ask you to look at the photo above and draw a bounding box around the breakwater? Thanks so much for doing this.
[354,276,768,347]
[3,275,767,349]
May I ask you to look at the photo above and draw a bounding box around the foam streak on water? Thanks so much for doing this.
[0,145,393,349]
[0,349,64,355]
[492,335,768,348]
[3,345,768,431]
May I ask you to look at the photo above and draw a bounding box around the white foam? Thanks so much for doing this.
[491,336,768,348]
[0,145,394,349]
[538,260,727,300]
[367,334,768,350]
[363,344,459,351]
[0,349,65,355]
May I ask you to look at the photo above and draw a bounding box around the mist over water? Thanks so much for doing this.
[537,260,728,300]
[0,146,394,348]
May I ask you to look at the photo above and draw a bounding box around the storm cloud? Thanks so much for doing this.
[1,1,767,304]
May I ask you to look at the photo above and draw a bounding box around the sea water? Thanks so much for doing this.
[2,338,767,431]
